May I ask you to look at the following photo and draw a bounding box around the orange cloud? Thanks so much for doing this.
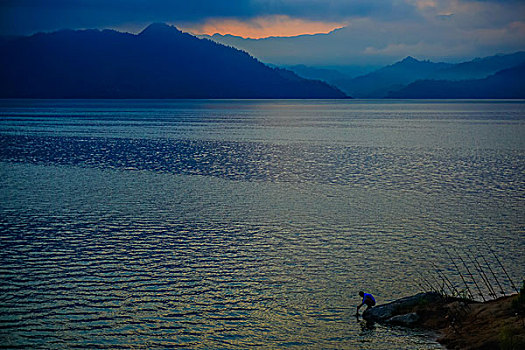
[183,15,346,39]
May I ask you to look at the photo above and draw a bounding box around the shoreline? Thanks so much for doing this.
[363,292,524,349]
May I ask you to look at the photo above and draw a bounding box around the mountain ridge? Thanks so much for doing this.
[429,51,525,80]
[332,56,452,98]
[204,27,343,41]
[0,23,347,99]
[285,52,525,98]
[387,63,525,99]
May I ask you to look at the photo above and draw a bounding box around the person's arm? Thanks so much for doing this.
[356,302,364,314]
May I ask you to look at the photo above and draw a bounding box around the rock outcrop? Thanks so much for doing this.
[362,291,525,349]
[363,292,442,324]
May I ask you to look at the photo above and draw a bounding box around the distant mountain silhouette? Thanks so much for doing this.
[428,51,525,81]
[0,23,346,99]
[269,64,379,91]
[387,63,525,99]
[332,57,452,98]
[317,52,525,98]
[283,64,351,82]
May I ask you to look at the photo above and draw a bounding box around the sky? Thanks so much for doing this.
[1,0,524,67]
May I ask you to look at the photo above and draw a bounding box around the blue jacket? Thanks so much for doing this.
[362,293,375,304]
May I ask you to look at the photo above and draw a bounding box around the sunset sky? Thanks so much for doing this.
[1,0,524,66]
[182,15,345,39]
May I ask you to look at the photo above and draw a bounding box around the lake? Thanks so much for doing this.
[0,99,524,349]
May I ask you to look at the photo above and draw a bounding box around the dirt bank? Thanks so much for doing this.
[363,292,525,349]
[418,294,524,349]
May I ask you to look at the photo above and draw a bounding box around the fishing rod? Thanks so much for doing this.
[416,246,443,294]
[464,249,496,299]
[454,247,486,302]
[437,246,472,315]
[426,267,446,295]
[416,270,437,293]
[475,254,498,299]
[417,274,436,294]
[479,251,505,297]
[428,262,450,296]
[444,246,473,299]
[431,261,460,297]
[483,241,519,294]
[466,250,497,300]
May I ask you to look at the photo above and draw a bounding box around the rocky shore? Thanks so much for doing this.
[363,292,525,349]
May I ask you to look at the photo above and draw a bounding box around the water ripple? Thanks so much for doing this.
[1,100,524,349]
[1,134,523,200]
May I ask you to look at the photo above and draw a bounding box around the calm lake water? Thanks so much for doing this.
[0,99,524,349]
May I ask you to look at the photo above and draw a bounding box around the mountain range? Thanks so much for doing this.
[1,23,523,99]
[284,52,525,99]
[332,56,452,98]
[0,23,346,99]
[387,63,525,99]
[204,30,525,99]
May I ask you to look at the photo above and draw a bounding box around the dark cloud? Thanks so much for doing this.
[0,1,256,34]
[250,0,419,21]
[1,1,523,66]
[0,0,420,35]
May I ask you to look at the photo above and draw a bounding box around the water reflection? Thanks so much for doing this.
[1,134,523,199]
[358,318,377,344]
